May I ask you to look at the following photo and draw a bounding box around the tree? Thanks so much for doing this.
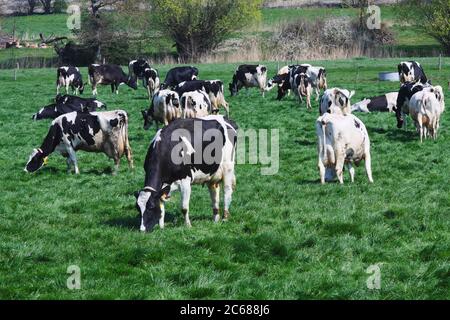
[39,0,53,14]
[400,0,450,54]
[152,0,262,61]
[27,0,37,15]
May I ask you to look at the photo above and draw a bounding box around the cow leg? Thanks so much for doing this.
[347,163,355,183]
[159,201,165,229]
[113,157,120,175]
[92,84,97,96]
[223,172,234,221]
[111,84,115,94]
[208,182,221,223]
[56,83,61,95]
[335,151,345,184]
[306,92,312,110]
[318,160,326,184]
[315,86,320,101]
[418,116,424,143]
[66,157,73,173]
[180,179,192,227]
[65,82,70,95]
[67,147,79,174]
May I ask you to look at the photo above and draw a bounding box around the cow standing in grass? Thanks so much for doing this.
[56,66,85,95]
[135,116,237,232]
[180,90,212,119]
[88,64,138,95]
[32,95,106,120]
[319,88,355,116]
[25,110,133,175]
[161,66,199,89]
[229,64,267,97]
[398,61,428,84]
[141,90,181,130]
[316,113,373,184]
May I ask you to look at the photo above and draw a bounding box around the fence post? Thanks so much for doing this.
[438,54,442,71]
[14,62,19,81]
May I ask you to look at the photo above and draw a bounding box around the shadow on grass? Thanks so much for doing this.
[294,139,316,146]
[104,212,178,230]
[385,129,417,142]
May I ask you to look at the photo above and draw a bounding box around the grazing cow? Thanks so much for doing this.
[143,67,160,100]
[351,92,398,113]
[316,113,373,184]
[290,72,313,109]
[135,115,238,232]
[398,61,428,84]
[229,64,267,97]
[161,66,199,89]
[25,110,133,175]
[32,95,107,121]
[56,66,85,95]
[319,88,355,115]
[175,80,229,115]
[141,90,181,130]
[265,65,293,100]
[88,64,137,95]
[128,58,151,87]
[409,90,444,142]
[395,81,432,128]
[180,90,212,118]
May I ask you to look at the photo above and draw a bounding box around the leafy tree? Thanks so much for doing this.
[27,0,37,15]
[152,0,262,61]
[39,0,52,14]
[400,0,450,54]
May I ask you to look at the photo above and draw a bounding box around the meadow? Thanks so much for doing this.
[0,57,449,299]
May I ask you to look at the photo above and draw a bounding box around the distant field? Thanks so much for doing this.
[0,6,443,66]
[0,57,449,299]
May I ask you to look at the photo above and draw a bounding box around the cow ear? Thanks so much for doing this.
[134,191,140,199]
[349,90,355,99]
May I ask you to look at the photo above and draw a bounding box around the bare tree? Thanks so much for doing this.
[27,0,37,15]
[39,0,52,14]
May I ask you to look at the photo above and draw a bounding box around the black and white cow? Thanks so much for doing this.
[229,64,267,97]
[395,81,431,128]
[160,66,199,89]
[136,115,238,232]
[141,90,181,130]
[128,59,151,87]
[319,88,355,116]
[290,72,313,109]
[56,66,85,95]
[351,92,398,113]
[88,64,138,95]
[32,95,107,120]
[175,80,229,115]
[25,110,133,175]
[180,90,212,118]
[143,67,160,100]
[398,61,428,84]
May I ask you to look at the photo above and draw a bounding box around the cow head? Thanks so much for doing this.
[432,85,445,112]
[24,148,48,173]
[332,89,354,115]
[398,63,413,83]
[298,73,309,97]
[135,186,169,232]
[127,76,138,90]
[141,109,154,130]
[229,80,238,96]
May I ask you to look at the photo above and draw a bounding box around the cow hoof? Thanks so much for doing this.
[213,214,220,223]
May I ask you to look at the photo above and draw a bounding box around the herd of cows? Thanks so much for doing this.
[23,59,445,231]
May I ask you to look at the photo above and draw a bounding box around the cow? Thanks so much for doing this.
[265,65,293,100]
[398,61,428,84]
[229,64,267,97]
[409,90,444,142]
[128,59,151,87]
[289,72,313,109]
[319,88,355,116]
[25,110,133,175]
[135,115,238,232]
[351,92,398,113]
[395,81,432,128]
[143,67,160,100]
[160,66,199,89]
[300,64,328,101]
[180,90,212,118]
[175,80,229,115]
[32,95,107,121]
[88,64,137,95]
[56,66,85,95]
[141,90,181,130]
[316,113,373,184]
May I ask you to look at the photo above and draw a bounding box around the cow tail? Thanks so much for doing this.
[120,112,131,154]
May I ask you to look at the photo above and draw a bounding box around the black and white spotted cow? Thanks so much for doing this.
[398,61,428,84]
[290,72,313,109]
[395,81,432,128]
[128,58,151,87]
[56,66,85,95]
[88,64,138,95]
[175,80,229,115]
[180,90,212,118]
[229,64,267,97]
[319,88,355,116]
[141,90,181,130]
[32,95,107,120]
[351,92,398,113]
[161,66,199,89]
[136,115,238,232]
[143,67,160,100]
[25,110,133,175]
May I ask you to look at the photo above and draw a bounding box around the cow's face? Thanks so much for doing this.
[142,110,153,130]
[78,82,85,95]
[127,77,138,90]
[135,189,161,232]
[229,82,238,96]
[24,149,47,173]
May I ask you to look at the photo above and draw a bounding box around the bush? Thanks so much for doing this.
[53,0,68,14]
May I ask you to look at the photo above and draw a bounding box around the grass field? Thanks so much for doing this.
[0,57,449,299]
